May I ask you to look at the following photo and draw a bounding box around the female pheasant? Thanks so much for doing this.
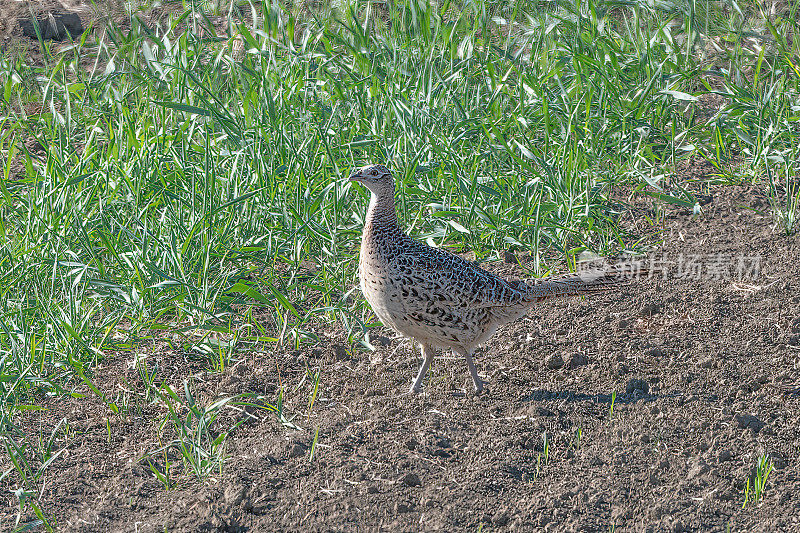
[350,164,640,393]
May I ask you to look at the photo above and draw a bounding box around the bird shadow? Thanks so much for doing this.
[778,384,800,397]
[518,389,683,405]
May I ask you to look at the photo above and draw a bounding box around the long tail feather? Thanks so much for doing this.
[522,262,648,302]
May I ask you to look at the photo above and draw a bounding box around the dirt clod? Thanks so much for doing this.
[718,449,733,462]
[697,356,713,368]
[333,344,349,360]
[569,352,589,368]
[399,473,421,487]
[435,437,452,448]
[767,451,786,470]
[20,10,83,41]
[639,302,661,316]
[625,378,649,396]
[643,346,665,358]
[734,413,765,433]
[372,335,392,347]
[545,354,565,369]
[491,509,510,525]
[288,442,307,458]
[394,502,412,513]
[503,250,519,264]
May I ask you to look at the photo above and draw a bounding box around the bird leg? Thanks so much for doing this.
[458,348,484,393]
[410,343,435,393]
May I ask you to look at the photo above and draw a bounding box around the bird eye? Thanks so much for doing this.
[371,169,378,176]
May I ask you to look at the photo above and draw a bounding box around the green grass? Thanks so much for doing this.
[0,0,798,527]
[742,454,774,508]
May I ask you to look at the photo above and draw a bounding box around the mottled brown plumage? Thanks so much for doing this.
[350,164,640,393]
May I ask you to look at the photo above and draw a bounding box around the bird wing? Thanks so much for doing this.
[391,242,527,311]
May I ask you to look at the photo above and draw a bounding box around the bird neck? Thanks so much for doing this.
[364,186,400,233]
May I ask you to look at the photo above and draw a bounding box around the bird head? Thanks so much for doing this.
[348,164,394,195]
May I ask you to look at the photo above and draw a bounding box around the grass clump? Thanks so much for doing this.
[742,454,774,508]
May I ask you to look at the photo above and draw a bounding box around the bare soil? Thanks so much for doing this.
[2,2,799,532]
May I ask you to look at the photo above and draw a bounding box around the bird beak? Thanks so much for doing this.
[348,169,362,182]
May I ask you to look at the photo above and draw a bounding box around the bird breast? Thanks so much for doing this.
[358,240,406,331]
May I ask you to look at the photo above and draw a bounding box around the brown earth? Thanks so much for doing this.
[2,2,800,532]
[0,0,244,66]
[3,177,799,532]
